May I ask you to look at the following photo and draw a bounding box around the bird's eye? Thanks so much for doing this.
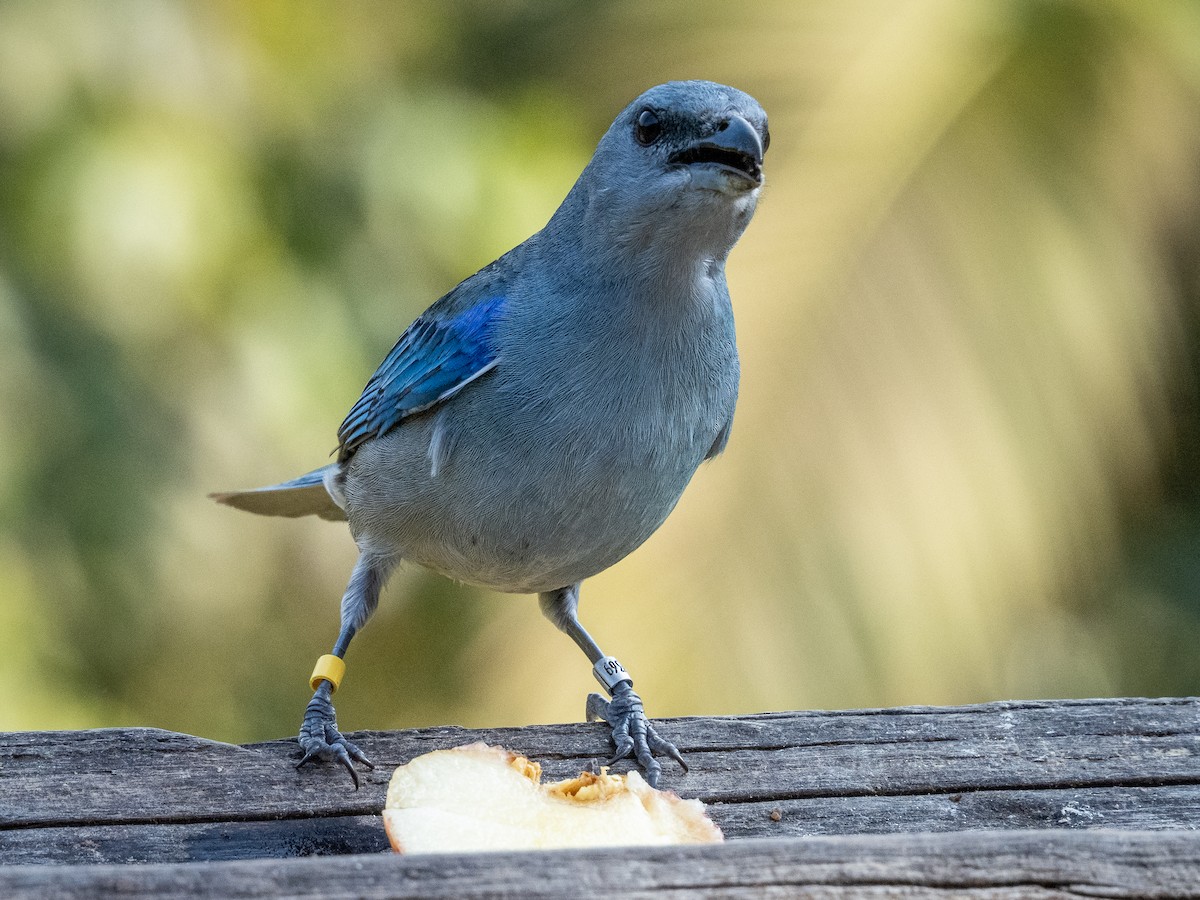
[762,123,771,154]
[634,108,662,146]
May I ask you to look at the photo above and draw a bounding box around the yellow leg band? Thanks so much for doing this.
[310,654,346,693]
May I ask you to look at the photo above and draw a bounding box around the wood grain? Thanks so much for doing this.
[2,697,1198,894]
[5,698,1198,826]
[3,830,1198,898]
[5,785,1200,865]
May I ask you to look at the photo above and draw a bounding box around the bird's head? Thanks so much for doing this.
[551,81,769,273]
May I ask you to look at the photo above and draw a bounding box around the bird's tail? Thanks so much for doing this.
[210,464,347,522]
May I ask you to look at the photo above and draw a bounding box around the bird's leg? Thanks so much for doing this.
[539,584,687,787]
[297,549,395,788]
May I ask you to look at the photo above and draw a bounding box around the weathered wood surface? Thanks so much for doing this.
[2,697,1198,895]
[4,830,1200,899]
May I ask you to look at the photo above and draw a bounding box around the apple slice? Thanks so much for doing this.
[383,742,722,853]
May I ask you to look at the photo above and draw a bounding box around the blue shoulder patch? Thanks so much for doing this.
[337,294,506,460]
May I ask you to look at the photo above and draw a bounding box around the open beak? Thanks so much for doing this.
[669,115,763,187]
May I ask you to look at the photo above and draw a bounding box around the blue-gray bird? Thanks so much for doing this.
[214,80,767,788]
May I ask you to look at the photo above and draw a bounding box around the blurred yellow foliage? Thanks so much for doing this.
[1,0,1199,742]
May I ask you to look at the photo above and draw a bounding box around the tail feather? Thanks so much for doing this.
[210,465,347,522]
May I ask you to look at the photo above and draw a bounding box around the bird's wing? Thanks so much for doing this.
[337,292,507,461]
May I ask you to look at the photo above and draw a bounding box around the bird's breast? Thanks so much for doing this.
[345,291,738,593]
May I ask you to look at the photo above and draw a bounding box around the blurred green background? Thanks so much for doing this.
[2,0,1200,742]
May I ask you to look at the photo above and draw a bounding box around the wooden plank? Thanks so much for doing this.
[2,829,1198,898]
[712,783,1200,838]
[4,785,1199,865]
[3,698,1198,829]
[0,816,390,866]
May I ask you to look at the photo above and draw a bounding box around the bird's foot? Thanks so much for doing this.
[296,681,373,789]
[586,680,687,788]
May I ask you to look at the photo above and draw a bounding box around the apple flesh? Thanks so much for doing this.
[383,742,723,854]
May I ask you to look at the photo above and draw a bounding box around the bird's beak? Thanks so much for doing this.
[669,115,764,188]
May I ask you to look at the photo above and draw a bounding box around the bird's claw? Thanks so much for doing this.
[296,681,373,789]
[585,681,686,788]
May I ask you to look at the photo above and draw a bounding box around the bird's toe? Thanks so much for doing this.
[587,682,684,788]
[296,683,371,789]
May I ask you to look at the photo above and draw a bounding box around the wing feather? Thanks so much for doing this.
[337,293,506,461]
